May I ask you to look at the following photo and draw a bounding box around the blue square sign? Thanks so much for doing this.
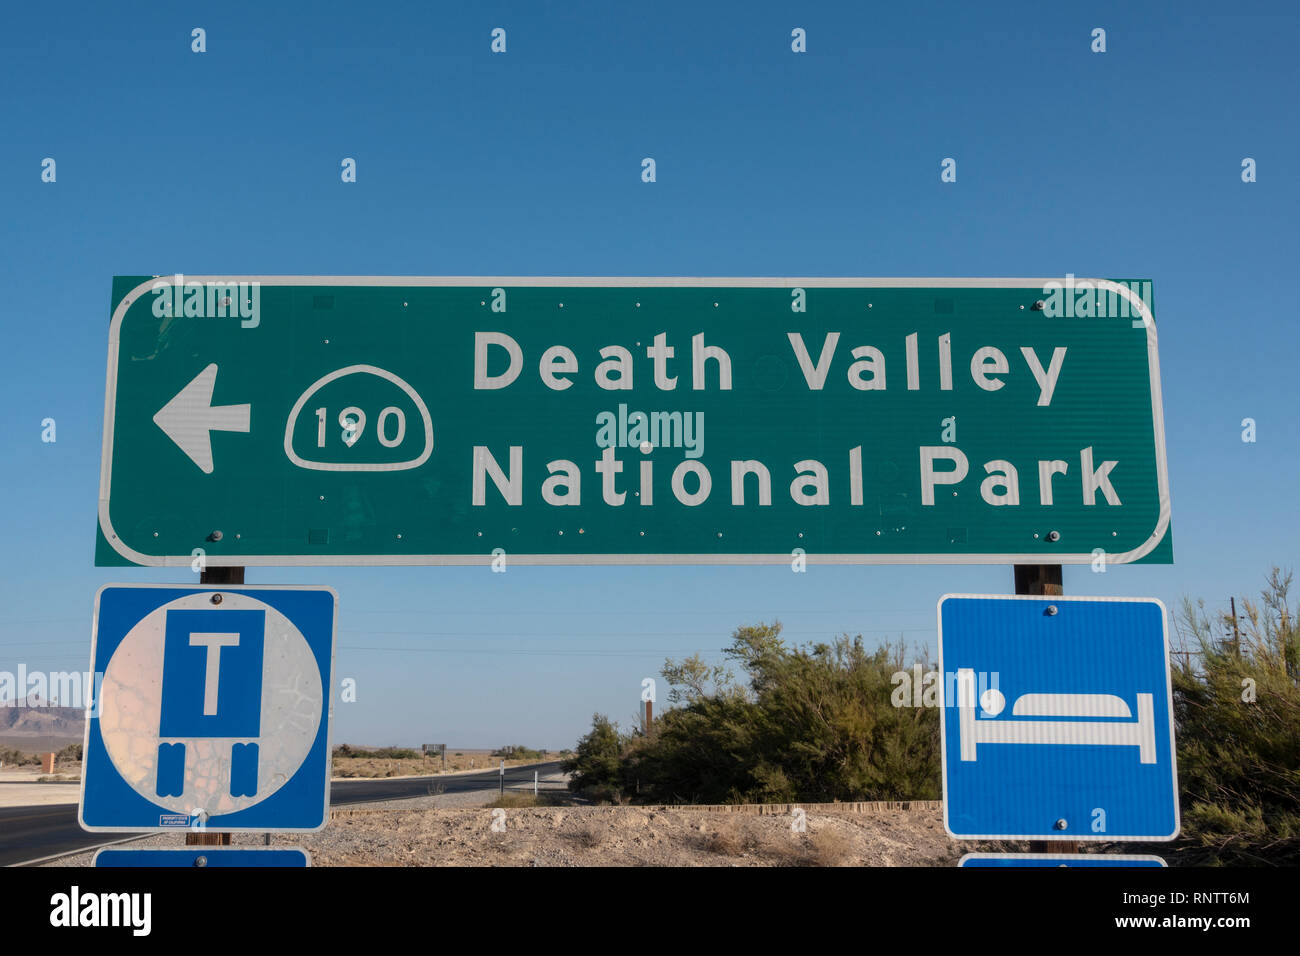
[938,594,1179,841]
[80,585,337,833]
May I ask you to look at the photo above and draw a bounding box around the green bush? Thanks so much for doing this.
[565,624,939,805]
[627,624,939,804]
[561,714,625,802]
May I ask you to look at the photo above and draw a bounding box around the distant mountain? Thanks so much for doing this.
[0,703,85,738]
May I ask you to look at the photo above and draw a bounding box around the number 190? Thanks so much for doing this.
[315,406,406,448]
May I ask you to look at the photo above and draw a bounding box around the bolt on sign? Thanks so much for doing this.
[96,276,1171,567]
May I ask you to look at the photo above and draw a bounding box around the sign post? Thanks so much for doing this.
[186,565,243,848]
[422,743,447,770]
[1014,563,1075,855]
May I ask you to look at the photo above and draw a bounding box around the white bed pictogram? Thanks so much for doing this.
[953,668,1155,764]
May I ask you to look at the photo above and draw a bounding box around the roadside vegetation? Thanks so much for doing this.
[492,745,547,760]
[0,742,83,768]
[1168,568,1299,865]
[564,623,940,805]
[332,745,422,760]
[565,569,1300,865]
[486,792,562,809]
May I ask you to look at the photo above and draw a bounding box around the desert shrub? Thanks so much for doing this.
[0,748,41,767]
[1171,568,1300,865]
[562,714,625,802]
[492,745,546,760]
[487,792,557,809]
[804,826,854,867]
[331,745,420,760]
[705,823,744,856]
[571,819,606,848]
[623,624,940,804]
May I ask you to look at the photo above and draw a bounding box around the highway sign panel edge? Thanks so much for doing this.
[936,592,1180,842]
[77,583,338,833]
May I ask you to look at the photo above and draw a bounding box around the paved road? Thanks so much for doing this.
[332,761,563,805]
[0,761,564,867]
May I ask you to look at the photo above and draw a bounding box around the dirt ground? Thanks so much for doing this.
[44,793,1043,867]
[300,802,963,866]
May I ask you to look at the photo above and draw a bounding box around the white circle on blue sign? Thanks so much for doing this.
[98,591,322,816]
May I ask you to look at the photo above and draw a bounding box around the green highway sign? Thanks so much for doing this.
[97,276,1171,567]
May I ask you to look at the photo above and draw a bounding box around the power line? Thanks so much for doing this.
[336,627,932,638]
[341,606,934,617]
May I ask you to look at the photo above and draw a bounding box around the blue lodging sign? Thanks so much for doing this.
[938,594,1178,841]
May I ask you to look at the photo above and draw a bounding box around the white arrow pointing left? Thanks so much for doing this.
[152,364,251,474]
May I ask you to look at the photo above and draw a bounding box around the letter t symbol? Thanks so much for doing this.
[190,633,239,715]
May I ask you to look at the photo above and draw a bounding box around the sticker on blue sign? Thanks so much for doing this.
[937,594,1178,842]
[79,584,337,832]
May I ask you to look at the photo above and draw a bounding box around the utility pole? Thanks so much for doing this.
[1281,600,1295,680]
[1229,597,1242,658]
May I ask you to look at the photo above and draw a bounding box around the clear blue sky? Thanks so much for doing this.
[2,0,1296,748]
